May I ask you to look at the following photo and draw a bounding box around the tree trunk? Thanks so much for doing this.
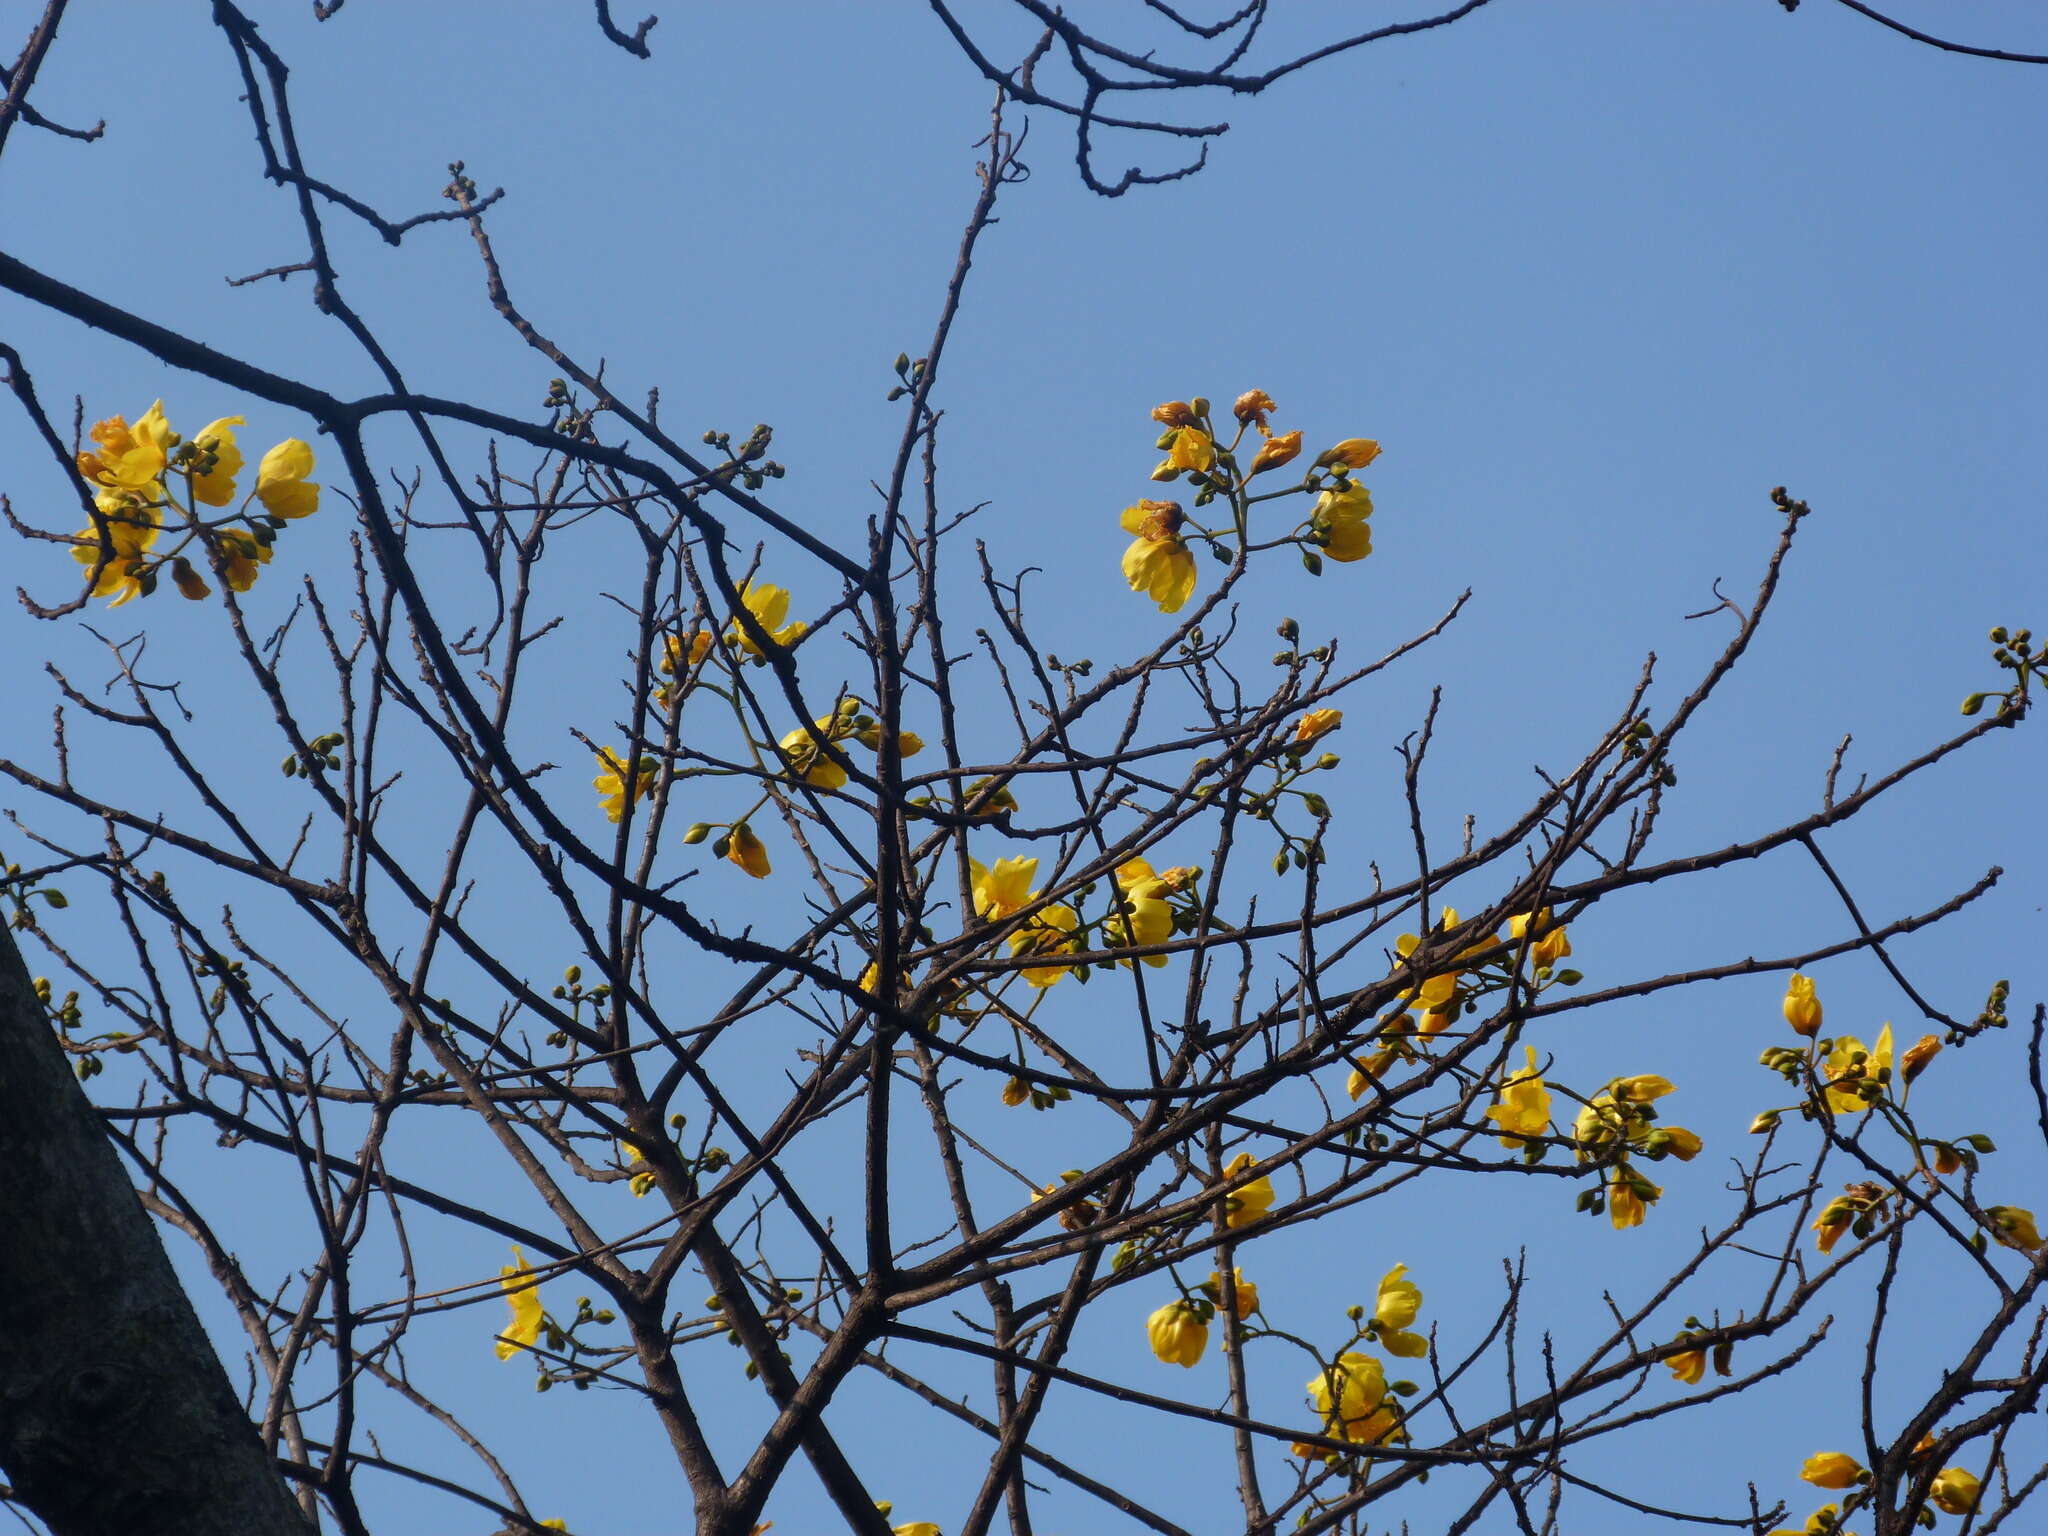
[0,923,315,1536]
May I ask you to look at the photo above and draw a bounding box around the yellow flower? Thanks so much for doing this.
[894,1525,942,1536]
[69,535,152,606]
[1611,1074,1675,1104]
[188,416,247,507]
[1929,1466,1980,1515]
[1783,973,1823,1036]
[1231,390,1276,427]
[495,1247,545,1361]
[215,527,273,593]
[1108,859,1174,967]
[1146,1299,1208,1367]
[663,630,715,675]
[540,1523,569,1532]
[75,401,173,495]
[1986,1205,2043,1252]
[1666,1347,1706,1385]
[1900,1033,1941,1083]
[780,719,850,790]
[1609,1172,1660,1229]
[1823,1025,1893,1115]
[1009,903,1080,988]
[1655,1125,1704,1161]
[1248,429,1302,477]
[1310,481,1373,563]
[999,1076,1028,1107]
[255,438,320,519]
[592,747,656,823]
[970,856,1038,919]
[1152,400,1200,428]
[729,580,808,655]
[1307,1352,1396,1443]
[727,823,771,879]
[621,1141,658,1199]
[1166,425,1215,473]
[1206,1268,1259,1319]
[1509,908,1571,969]
[1120,499,1197,614]
[1373,1264,1428,1358]
[1812,1196,1856,1255]
[1487,1046,1552,1148]
[1219,1152,1275,1230]
[1325,438,1381,469]
[1293,709,1343,744]
[1768,1506,1854,1536]
[1801,1452,1863,1489]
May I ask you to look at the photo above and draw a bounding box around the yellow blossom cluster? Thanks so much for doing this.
[1119,392,1381,615]
[66,400,319,605]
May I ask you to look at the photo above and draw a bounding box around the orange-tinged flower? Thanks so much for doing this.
[189,416,247,507]
[1146,1299,1208,1367]
[1219,1151,1275,1230]
[1310,482,1373,562]
[1783,973,1823,1036]
[1120,499,1197,614]
[255,438,319,519]
[1293,709,1342,744]
[1326,438,1380,469]
[1207,1268,1259,1319]
[76,401,173,496]
[727,822,771,879]
[1487,1045,1552,1148]
[1152,400,1200,429]
[496,1247,545,1361]
[1232,390,1277,427]
[1248,430,1302,477]
[171,558,210,601]
[1801,1452,1863,1489]
[1666,1347,1706,1385]
[1900,1033,1941,1083]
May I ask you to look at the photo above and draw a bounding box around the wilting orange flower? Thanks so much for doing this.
[1900,1033,1941,1083]
[1248,430,1302,477]
[1232,390,1277,427]
[1152,400,1200,428]
[1325,438,1380,469]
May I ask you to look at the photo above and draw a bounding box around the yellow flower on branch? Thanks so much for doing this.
[1487,1046,1552,1148]
[893,1524,942,1536]
[1373,1264,1428,1358]
[1509,907,1571,970]
[1986,1205,2044,1252]
[1218,1152,1275,1230]
[1309,481,1373,563]
[1608,1170,1660,1229]
[75,400,173,498]
[1166,425,1215,474]
[729,580,808,655]
[255,438,320,520]
[1009,903,1080,988]
[1293,709,1343,745]
[1120,499,1197,614]
[780,719,850,790]
[1665,1346,1706,1385]
[215,527,273,593]
[495,1247,545,1361]
[727,823,771,879]
[1800,1452,1863,1490]
[1325,438,1381,469]
[1783,973,1823,1036]
[1307,1352,1397,1444]
[592,747,656,823]
[1929,1467,1980,1515]
[1146,1299,1209,1367]
[1108,859,1174,966]
[1823,1024,1893,1115]
[1206,1268,1259,1319]
[970,856,1038,920]
[189,416,247,507]
[1248,430,1302,477]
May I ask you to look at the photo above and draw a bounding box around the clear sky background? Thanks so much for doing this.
[2,3,2046,1533]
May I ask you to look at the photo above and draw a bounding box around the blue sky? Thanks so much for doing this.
[3,3,2046,1532]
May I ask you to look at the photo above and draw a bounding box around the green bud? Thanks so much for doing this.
[1961,693,1986,716]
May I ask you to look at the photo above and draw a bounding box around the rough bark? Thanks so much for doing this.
[0,923,314,1536]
